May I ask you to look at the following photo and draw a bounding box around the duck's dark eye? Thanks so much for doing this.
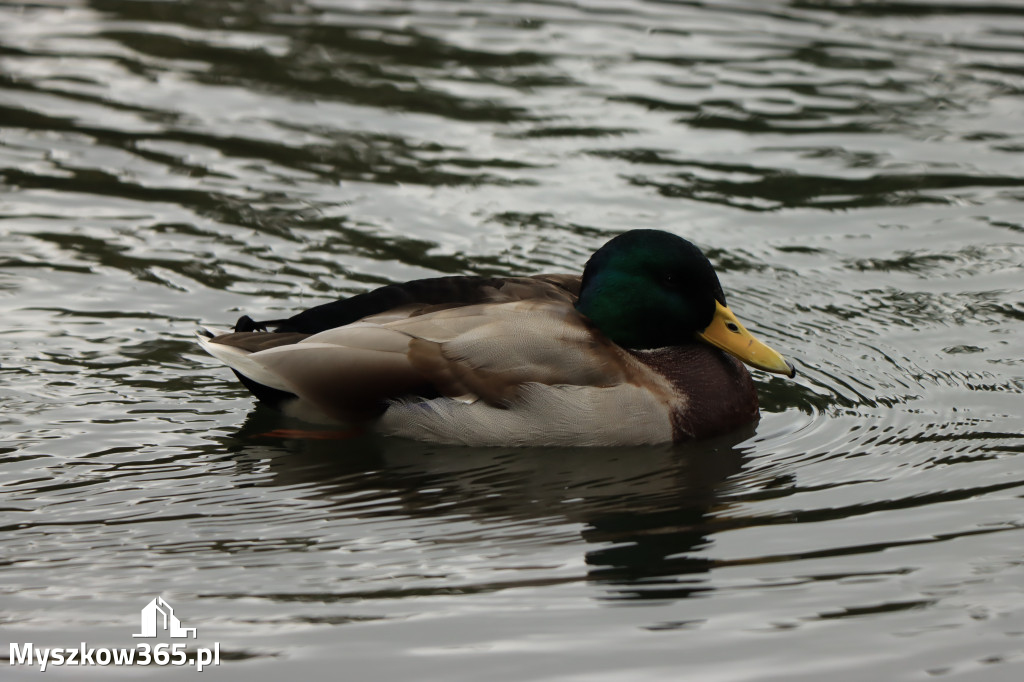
[726,322,740,333]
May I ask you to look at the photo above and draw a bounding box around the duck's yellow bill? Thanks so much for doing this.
[697,301,796,377]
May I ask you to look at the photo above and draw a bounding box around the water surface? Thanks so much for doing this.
[1,0,1023,679]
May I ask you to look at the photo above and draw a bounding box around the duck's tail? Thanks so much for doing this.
[195,327,308,414]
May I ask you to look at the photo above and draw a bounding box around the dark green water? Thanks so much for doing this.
[1,0,1023,679]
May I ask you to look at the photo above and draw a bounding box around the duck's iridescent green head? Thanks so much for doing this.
[576,229,795,377]
[577,230,723,349]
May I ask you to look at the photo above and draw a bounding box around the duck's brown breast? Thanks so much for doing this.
[630,345,759,441]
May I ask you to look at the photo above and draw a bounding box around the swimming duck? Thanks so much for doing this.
[198,229,795,446]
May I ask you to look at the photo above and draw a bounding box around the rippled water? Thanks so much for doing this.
[2,0,1023,679]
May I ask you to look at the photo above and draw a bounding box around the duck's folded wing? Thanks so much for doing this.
[378,299,633,406]
[203,299,636,420]
[261,274,580,333]
[200,323,429,419]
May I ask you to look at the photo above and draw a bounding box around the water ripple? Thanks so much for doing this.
[2,1,1024,679]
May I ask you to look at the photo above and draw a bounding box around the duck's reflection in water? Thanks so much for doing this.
[222,408,755,602]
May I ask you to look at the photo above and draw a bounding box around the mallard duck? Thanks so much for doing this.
[198,229,795,446]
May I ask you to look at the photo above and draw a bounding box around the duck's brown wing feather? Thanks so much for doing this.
[209,273,581,411]
[204,297,653,423]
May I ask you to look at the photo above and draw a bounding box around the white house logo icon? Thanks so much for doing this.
[132,597,197,639]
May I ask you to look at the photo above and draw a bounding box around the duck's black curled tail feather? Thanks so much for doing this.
[233,315,281,332]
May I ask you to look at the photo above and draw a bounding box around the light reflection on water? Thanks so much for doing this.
[1,0,1023,679]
